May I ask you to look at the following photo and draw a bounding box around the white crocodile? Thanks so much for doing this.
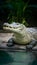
[3,22,37,45]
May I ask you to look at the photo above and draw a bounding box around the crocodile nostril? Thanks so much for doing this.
[17,23,19,25]
[10,27,12,28]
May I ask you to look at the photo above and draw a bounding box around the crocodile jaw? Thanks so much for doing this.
[3,26,13,31]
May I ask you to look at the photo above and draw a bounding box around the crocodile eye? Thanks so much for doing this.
[17,23,19,25]
[10,27,12,28]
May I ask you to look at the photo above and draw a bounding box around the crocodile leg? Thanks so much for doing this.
[26,40,37,51]
[7,38,14,47]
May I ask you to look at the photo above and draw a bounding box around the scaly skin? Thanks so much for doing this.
[3,22,37,45]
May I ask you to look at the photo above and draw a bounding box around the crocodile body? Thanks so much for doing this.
[3,22,37,45]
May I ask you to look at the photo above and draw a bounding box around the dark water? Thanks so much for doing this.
[0,50,37,65]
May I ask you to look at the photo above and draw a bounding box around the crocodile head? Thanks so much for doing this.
[3,22,26,35]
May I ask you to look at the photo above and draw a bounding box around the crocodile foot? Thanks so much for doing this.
[7,38,14,47]
[26,40,37,51]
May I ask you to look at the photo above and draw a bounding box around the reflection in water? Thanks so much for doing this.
[31,58,37,65]
[0,50,37,65]
[30,52,37,65]
[9,52,37,65]
[0,50,14,65]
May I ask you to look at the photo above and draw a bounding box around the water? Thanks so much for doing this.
[0,50,37,65]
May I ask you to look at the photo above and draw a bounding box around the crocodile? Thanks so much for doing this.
[3,22,37,48]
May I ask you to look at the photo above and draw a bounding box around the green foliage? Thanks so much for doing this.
[0,0,32,26]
